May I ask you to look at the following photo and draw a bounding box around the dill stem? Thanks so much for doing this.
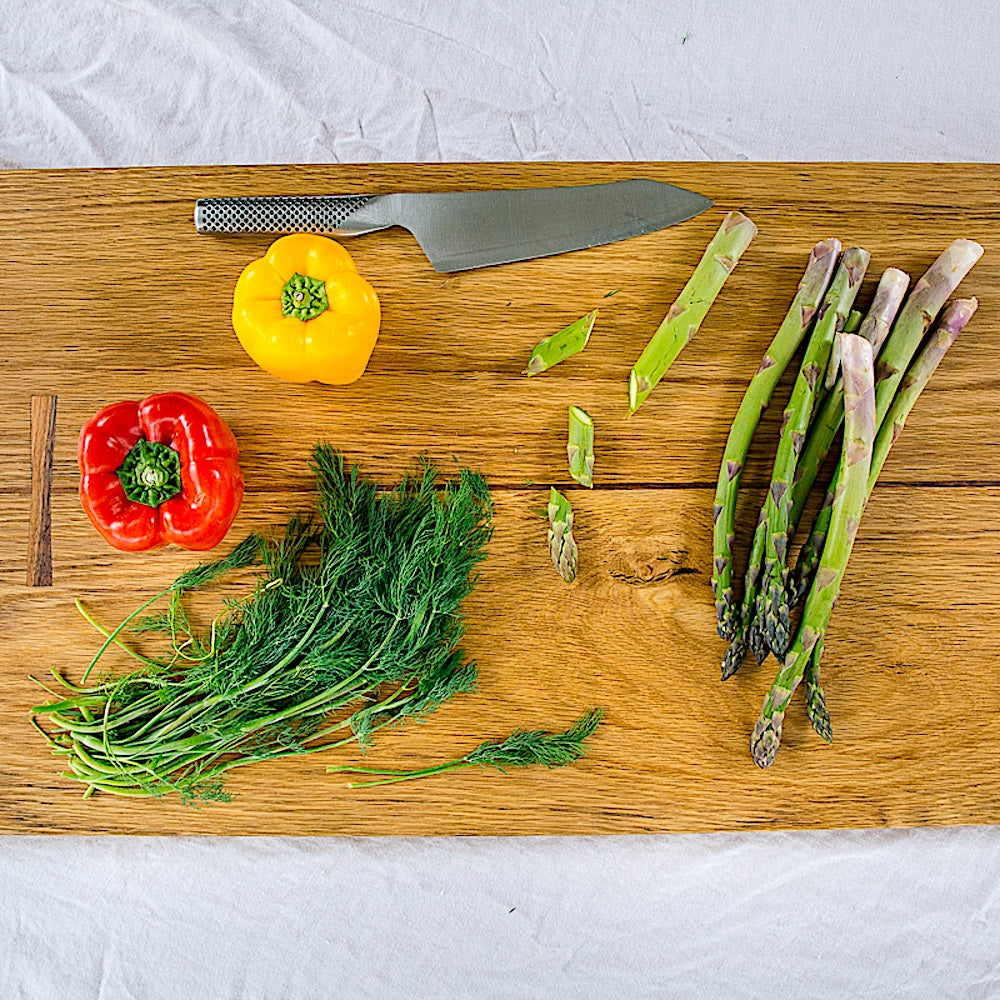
[330,760,473,787]
[80,588,174,683]
[119,596,339,749]
[74,600,161,668]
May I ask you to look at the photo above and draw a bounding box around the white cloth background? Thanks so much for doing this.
[2,2,999,997]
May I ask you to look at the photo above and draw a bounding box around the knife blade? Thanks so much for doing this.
[193,179,712,272]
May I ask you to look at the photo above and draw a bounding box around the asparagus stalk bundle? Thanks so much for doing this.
[751,334,876,768]
[792,296,980,605]
[711,239,841,644]
[755,247,870,660]
[790,240,984,604]
[723,248,868,675]
[754,299,979,764]
[789,268,911,533]
[629,211,757,413]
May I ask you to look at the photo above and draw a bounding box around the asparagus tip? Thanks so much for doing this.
[750,715,783,768]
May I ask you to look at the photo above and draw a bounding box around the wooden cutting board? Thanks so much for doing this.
[1,162,998,836]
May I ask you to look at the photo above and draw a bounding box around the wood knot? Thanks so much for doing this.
[606,539,698,586]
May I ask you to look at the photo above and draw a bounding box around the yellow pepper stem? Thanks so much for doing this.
[281,273,329,321]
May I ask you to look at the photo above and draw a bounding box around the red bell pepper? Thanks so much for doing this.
[79,392,244,552]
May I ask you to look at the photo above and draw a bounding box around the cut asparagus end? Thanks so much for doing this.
[525,309,599,376]
[567,405,595,488]
[547,487,579,583]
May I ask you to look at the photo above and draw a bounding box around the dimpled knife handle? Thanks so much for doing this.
[194,195,375,234]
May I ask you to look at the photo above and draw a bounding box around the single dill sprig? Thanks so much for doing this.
[31,446,495,803]
[327,707,605,787]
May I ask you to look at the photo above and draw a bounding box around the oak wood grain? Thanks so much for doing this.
[0,162,998,835]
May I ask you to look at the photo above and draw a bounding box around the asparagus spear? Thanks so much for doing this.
[825,306,867,388]
[755,247,870,660]
[802,636,832,743]
[547,487,579,583]
[760,300,979,763]
[869,297,978,484]
[567,405,594,487]
[525,309,598,375]
[751,333,876,768]
[629,211,757,413]
[712,239,841,645]
[789,268,910,533]
[791,241,984,602]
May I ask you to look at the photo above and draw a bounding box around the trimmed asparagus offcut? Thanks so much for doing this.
[524,309,598,375]
[548,487,579,583]
[567,405,594,488]
[790,267,910,532]
[791,241,984,602]
[628,211,757,413]
[754,246,870,661]
[751,333,876,768]
[711,238,841,645]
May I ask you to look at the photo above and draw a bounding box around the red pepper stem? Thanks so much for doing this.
[116,439,183,507]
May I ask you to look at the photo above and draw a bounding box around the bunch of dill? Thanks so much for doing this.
[31,445,494,803]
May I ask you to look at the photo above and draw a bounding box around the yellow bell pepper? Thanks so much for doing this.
[231,233,381,385]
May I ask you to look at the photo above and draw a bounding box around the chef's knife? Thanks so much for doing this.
[193,178,712,272]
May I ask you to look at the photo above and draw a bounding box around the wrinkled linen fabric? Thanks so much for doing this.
[1,0,997,168]
[3,2,1000,998]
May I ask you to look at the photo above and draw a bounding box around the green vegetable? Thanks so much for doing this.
[711,238,840,646]
[791,240,984,605]
[789,267,910,536]
[567,405,594,488]
[628,211,757,413]
[31,446,495,803]
[751,333,876,768]
[754,246,869,662]
[548,486,579,583]
[524,309,598,375]
[792,296,980,606]
[724,247,868,676]
[328,708,605,787]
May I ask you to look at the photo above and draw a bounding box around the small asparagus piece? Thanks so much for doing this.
[712,239,841,644]
[548,487,579,583]
[328,708,605,787]
[629,211,757,412]
[751,334,876,768]
[524,309,598,375]
[791,241,984,601]
[567,405,594,487]
[756,247,870,660]
[790,268,910,533]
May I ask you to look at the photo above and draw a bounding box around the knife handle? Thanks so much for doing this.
[193,195,389,236]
